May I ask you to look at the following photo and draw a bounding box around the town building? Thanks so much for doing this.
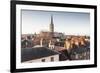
[21,47,60,63]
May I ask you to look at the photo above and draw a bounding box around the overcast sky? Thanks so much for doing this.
[21,10,90,35]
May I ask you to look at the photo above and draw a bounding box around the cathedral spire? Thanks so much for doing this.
[51,15,53,25]
[50,15,54,33]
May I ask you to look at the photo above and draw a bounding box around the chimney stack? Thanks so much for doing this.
[40,38,43,47]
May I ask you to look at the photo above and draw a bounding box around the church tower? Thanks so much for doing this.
[49,15,54,36]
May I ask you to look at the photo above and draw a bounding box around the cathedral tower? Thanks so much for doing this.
[49,15,54,36]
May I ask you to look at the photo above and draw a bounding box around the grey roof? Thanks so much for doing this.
[21,47,59,62]
[70,45,90,54]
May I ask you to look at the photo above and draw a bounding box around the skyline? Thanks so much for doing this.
[21,10,90,35]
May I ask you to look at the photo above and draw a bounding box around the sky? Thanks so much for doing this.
[21,10,90,35]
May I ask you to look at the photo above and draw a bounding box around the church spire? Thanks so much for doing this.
[51,15,53,25]
[50,15,54,33]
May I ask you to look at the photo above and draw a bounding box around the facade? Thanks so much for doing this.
[70,46,90,60]
[23,55,59,63]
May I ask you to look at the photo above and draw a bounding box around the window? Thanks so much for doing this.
[41,59,45,62]
[51,57,54,61]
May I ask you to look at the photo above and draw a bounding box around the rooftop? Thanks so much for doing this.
[21,47,59,62]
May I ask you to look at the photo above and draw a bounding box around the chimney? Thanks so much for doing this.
[49,40,51,48]
[40,38,43,47]
[49,40,54,49]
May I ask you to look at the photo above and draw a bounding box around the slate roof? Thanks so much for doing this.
[21,47,59,62]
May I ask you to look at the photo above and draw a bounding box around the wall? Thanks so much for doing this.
[23,55,59,63]
[0,0,99,73]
